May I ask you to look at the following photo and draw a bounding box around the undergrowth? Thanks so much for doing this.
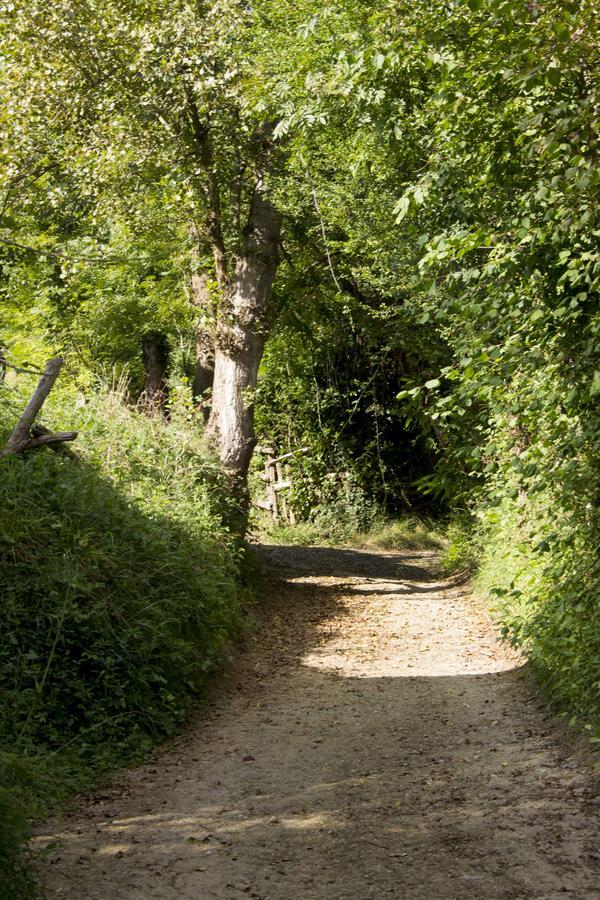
[0,379,245,895]
[356,517,445,552]
[475,494,600,747]
[257,509,445,553]
[439,516,480,575]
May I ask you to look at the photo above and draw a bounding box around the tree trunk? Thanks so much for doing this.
[190,270,215,419]
[206,190,281,523]
[140,332,169,413]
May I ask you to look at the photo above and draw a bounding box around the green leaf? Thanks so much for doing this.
[589,372,600,397]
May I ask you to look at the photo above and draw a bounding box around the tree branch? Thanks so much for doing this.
[26,429,79,450]
[2,358,78,455]
[184,87,229,289]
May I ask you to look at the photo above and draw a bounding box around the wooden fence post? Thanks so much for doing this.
[255,445,308,524]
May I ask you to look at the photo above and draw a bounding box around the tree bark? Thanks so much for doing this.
[183,92,280,530]
[140,332,169,413]
[206,188,281,520]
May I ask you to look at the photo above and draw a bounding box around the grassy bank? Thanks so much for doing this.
[256,513,445,553]
[0,381,246,895]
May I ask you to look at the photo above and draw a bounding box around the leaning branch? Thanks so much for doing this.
[304,167,342,294]
[2,358,78,455]
[0,236,155,266]
[26,428,79,450]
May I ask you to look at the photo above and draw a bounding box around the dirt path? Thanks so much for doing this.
[34,546,599,899]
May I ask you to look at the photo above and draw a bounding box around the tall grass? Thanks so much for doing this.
[256,507,445,553]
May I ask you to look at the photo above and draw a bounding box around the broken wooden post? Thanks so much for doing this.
[285,462,296,525]
[266,449,279,522]
[275,459,288,521]
[2,357,78,455]
[255,444,308,523]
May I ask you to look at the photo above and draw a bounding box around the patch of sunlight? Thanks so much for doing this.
[30,832,73,847]
[105,823,136,833]
[349,581,414,593]
[279,813,338,830]
[287,576,347,585]
[97,843,132,856]
[108,814,173,826]
[208,810,340,834]
[301,647,526,677]
[104,818,204,834]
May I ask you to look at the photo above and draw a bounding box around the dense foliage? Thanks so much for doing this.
[353,0,600,731]
[1,0,599,889]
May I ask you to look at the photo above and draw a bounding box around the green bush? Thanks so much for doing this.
[0,381,244,889]
[309,473,379,544]
[477,493,600,740]
[464,369,600,743]
[255,467,380,547]
[440,515,480,575]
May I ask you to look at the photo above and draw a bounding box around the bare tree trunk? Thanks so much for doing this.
[183,91,280,531]
[190,270,215,418]
[140,332,169,414]
[206,189,281,522]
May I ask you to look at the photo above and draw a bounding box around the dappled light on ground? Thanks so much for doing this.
[296,568,524,679]
[34,546,598,900]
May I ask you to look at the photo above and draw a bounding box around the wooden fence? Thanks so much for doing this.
[255,445,308,524]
